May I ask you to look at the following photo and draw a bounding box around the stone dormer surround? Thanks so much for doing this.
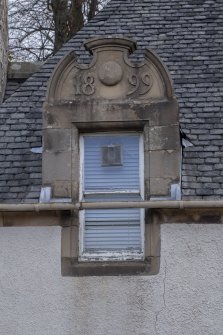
[43,37,181,275]
[43,37,180,201]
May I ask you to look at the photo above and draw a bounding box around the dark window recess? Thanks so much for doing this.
[101,145,122,166]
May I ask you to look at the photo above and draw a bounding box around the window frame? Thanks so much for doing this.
[79,131,145,262]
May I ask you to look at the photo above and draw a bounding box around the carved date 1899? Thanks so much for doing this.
[73,73,95,96]
[127,73,153,96]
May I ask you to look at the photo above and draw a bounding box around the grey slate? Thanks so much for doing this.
[0,0,222,202]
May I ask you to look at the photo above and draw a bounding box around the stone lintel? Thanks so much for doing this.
[43,99,178,129]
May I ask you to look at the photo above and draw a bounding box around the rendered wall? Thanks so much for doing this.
[0,224,222,335]
[0,0,7,102]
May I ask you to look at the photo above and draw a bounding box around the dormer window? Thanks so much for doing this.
[43,36,180,275]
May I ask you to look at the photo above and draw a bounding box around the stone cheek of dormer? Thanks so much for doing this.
[43,37,180,202]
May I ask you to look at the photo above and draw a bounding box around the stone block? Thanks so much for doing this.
[143,123,150,151]
[43,106,73,129]
[150,150,181,179]
[148,100,179,126]
[71,181,79,202]
[42,151,71,183]
[52,180,71,198]
[150,177,172,196]
[144,151,150,179]
[71,127,80,201]
[61,227,72,258]
[149,125,180,150]
[144,216,151,256]
[149,210,161,257]
[61,224,79,258]
[144,179,150,200]
[43,128,71,152]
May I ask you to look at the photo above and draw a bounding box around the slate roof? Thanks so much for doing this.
[0,0,222,203]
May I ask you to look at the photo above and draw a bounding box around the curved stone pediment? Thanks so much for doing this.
[46,37,174,103]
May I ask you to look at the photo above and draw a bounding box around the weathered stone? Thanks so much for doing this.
[146,99,179,127]
[149,210,161,257]
[149,125,180,150]
[52,181,71,198]
[47,37,174,103]
[42,151,71,183]
[0,211,71,227]
[61,227,71,258]
[44,100,178,129]
[71,127,79,201]
[144,179,150,200]
[143,123,150,151]
[43,128,71,152]
[150,150,181,180]
[150,177,173,196]
[61,225,79,258]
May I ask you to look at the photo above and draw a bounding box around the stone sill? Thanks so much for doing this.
[61,256,160,276]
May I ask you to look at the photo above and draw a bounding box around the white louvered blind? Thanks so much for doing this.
[80,133,144,259]
[83,134,140,192]
[84,208,142,250]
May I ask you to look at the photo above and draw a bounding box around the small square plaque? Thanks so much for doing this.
[101,145,122,166]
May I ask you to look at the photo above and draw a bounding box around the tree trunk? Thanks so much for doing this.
[51,0,84,53]
[88,0,98,21]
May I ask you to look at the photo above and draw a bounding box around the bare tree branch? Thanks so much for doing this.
[8,0,108,61]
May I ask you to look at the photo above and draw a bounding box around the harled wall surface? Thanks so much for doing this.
[0,0,7,103]
[0,224,222,335]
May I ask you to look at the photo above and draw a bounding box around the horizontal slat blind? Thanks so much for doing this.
[84,209,141,250]
[84,134,140,192]
[81,133,143,255]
